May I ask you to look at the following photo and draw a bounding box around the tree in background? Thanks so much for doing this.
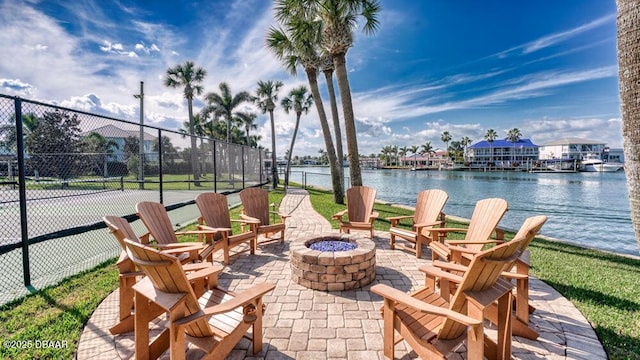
[81,132,118,177]
[254,80,284,188]
[441,131,452,160]
[484,129,498,165]
[164,61,206,186]
[616,0,640,251]
[420,141,433,168]
[507,128,522,165]
[410,145,419,168]
[312,0,382,187]
[460,136,472,163]
[266,14,344,203]
[25,110,82,180]
[281,85,313,189]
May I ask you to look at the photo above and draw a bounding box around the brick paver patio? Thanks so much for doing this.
[77,188,607,359]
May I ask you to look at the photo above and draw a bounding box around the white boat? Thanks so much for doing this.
[581,154,624,172]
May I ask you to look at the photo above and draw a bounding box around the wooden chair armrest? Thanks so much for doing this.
[501,272,528,280]
[430,227,469,234]
[160,246,202,256]
[185,266,223,283]
[414,221,443,229]
[182,262,222,272]
[447,244,482,255]
[429,260,468,273]
[370,284,481,326]
[417,265,464,283]
[240,214,261,223]
[197,216,204,225]
[332,209,347,220]
[175,283,276,325]
[197,225,232,233]
[175,230,224,236]
[153,243,203,250]
[370,211,379,220]
[387,215,414,221]
[445,239,499,246]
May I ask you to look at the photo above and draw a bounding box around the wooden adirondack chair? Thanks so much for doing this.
[124,239,275,360]
[332,186,379,238]
[136,201,221,263]
[195,192,257,265]
[371,235,525,360]
[429,197,508,263]
[388,189,448,258]
[239,187,289,246]
[103,216,216,335]
[429,215,548,340]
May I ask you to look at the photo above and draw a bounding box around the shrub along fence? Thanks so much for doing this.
[0,94,268,305]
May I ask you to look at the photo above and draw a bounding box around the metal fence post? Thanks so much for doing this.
[241,146,245,189]
[212,140,217,193]
[15,97,31,286]
[158,129,163,204]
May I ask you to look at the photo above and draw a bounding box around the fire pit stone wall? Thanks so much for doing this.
[290,233,376,291]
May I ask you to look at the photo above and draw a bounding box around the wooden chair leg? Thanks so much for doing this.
[390,234,395,250]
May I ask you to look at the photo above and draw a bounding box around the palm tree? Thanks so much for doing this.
[281,85,314,189]
[507,128,522,165]
[441,131,452,160]
[420,141,433,168]
[235,112,258,147]
[203,82,253,184]
[266,14,344,203]
[320,52,345,188]
[484,129,498,165]
[616,0,640,250]
[310,0,382,187]
[179,113,207,174]
[164,61,206,186]
[460,136,472,163]
[254,80,283,188]
[398,146,408,167]
[410,145,419,168]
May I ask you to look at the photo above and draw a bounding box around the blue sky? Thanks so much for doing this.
[0,0,620,156]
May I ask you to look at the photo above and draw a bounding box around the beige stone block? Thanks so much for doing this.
[336,273,353,282]
[310,264,327,273]
[328,282,345,291]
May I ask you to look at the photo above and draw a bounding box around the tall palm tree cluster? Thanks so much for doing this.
[164,61,317,189]
[266,0,381,204]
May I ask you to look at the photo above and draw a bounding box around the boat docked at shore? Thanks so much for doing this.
[580,154,624,172]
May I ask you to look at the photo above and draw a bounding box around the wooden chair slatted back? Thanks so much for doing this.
[414,189,448,235]
[195,193,231,241]
[240,188,270,225]
[346,186,377,222]
[103,216,141,249]
[136,201,179,245]
[124,240,214,338]
[513,215,548,252]
[439,236,524,339]
[464,198,508,249]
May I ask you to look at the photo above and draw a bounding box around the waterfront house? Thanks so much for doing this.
[81,124,157,161]
[467,138,539,167]
[538,137,606,160]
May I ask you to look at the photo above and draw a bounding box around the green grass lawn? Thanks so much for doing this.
[0,186,638,359]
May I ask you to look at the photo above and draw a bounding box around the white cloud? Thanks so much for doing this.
[0,78,34,95]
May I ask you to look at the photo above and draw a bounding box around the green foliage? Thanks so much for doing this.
[0,260,118,360]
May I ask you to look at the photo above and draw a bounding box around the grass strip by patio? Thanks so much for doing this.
[306,186,640,360]
[0,186,637,359]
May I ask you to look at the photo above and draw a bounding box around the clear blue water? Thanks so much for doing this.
[291,167,639,256]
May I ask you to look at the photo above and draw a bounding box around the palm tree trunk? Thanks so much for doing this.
[285,113,301,189]
[323,70,345,191]
[306,68,344,204]
[333,53,362,186]
[187,98,200,186]
[617,0,640,251]
[269,110,278,188]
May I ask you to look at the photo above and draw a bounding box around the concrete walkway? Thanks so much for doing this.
[77,188,607,359]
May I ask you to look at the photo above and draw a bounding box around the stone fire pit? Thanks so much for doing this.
[290,233,376,291]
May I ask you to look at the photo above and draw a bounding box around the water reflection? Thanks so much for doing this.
[295,167,637,256]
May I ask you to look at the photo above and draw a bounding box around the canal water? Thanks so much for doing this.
[291,167,639,256]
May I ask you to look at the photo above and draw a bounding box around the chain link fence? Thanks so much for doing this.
[0,94,268,305]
